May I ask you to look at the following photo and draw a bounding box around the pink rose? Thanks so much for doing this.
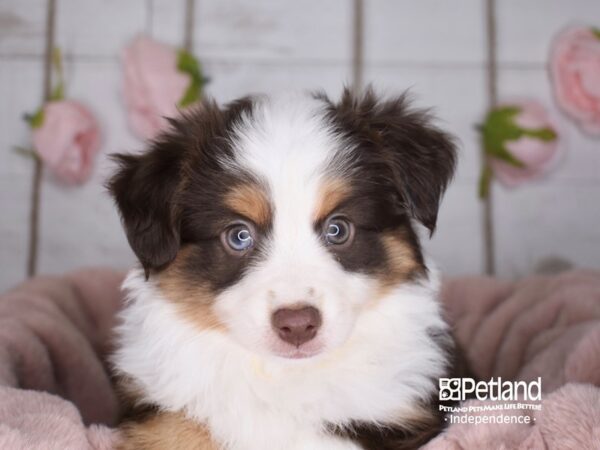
[122,36,191,140]
[32,100,101,185]
[483,100,560,188]
[550,27,600,135]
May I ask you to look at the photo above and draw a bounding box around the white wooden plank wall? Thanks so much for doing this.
[495,0,600,276]
[0,0,599,291]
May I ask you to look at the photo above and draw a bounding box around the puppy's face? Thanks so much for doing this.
[109,90,456,360]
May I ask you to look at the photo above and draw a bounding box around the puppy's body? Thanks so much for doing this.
[110,89,457,449]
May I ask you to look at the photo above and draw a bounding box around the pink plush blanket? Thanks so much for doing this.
[0,269,123,449]
[427,270,600,449]
[0,268,599,449]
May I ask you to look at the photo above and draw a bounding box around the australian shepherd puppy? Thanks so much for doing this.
[108,88,458,450]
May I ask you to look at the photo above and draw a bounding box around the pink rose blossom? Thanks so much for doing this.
[489,100,560,187]
[550,27,600,135]
[122,35,190,140]
[32,100,101,185]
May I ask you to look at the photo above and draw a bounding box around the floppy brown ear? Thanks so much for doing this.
[108,98,257,277]
[325,88,457,235]
[107,137,185,278]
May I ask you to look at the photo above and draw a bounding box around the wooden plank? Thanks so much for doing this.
[0,0,46,57]
[1,0,147,59]
[494,184,600,276]
[55,0,147,58]
[203,61,350,103]
[149,0,188,45]
[497,0,600,65]
[364,0,486,64]
[192,0,352,62]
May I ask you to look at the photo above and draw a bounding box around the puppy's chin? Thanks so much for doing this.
[268,339,326,360]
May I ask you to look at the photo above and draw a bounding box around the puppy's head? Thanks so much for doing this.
[109,88,456,360]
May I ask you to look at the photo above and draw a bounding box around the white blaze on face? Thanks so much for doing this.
[213,95,375,359]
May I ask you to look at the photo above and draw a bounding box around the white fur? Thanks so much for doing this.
[112,95,449,449]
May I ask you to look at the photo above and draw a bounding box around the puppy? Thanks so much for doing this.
[108,88,457,450]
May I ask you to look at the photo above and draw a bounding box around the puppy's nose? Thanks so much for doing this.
[271,306,321,347]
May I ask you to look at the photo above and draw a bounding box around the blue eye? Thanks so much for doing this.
[324,217,353,246]
[223,224,254,253]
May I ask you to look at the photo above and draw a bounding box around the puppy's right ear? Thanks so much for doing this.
[108,138,185,278]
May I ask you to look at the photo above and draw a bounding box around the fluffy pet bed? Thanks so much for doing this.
[0,268,599,449]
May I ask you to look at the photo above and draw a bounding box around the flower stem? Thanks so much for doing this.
[27,0,56,277]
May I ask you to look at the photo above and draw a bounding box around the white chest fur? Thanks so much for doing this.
[112,270,448,450]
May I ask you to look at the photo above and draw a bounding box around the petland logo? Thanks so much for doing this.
[439,377,542,402]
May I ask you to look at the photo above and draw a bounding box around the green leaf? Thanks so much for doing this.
[480,107,526,167]
[176,49,207,107]
[522,127,557,141]
[478,164,493,199]
[480,106,557,169]
[23,108,45,128]
[177,49,200,79]
[592,27,600,40]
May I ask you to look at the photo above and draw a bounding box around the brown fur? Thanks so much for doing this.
[157,246,226,331]
[118,411,219,450]
[333,405,443,450]
[113,374,149,419]
[224,183,272,227]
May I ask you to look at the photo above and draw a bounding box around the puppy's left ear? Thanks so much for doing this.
[327,88,457,235]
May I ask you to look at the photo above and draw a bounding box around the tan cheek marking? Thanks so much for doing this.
[157,247,226,332]
[380,232,419,286]
[366,232,421,309]
[119,411,218,450]
[313,178,352,223]
[225,183,271,227]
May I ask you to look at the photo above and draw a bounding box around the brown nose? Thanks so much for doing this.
[271,306,322,347]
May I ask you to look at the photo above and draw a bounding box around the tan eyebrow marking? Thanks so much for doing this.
[313,177,352,223]
[225,183,272,227]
